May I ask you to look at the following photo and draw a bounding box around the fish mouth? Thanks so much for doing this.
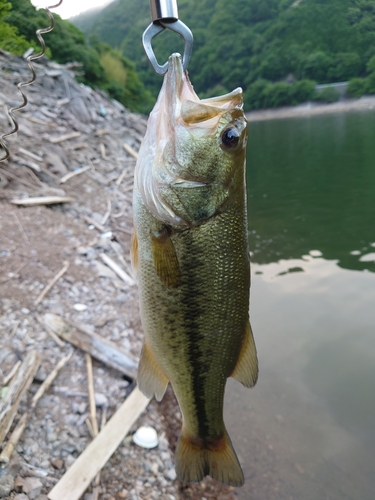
[165,53,243,126]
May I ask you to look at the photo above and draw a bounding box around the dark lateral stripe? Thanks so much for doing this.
[180,231,211,439]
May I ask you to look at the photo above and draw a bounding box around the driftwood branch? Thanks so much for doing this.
[11,197,74,207]
[122,143,138,159]
[0,351,41,446]
[99,253,135,286]
[48,388,150,500]
[0,351,73,465]
[43,313,138,379]
[34,261,69,306]
[3,361,22,386]
[86,354,99,437]
[59,165,91,184]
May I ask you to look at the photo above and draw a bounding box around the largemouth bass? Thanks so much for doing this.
[132,53,258,486]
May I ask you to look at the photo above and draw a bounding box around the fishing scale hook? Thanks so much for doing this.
[143,0,193,75]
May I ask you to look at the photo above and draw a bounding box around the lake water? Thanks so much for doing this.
[225,111,375,500]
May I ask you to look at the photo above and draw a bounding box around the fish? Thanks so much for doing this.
[132,53,258,487]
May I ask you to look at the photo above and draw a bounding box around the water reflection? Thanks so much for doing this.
[225,112,375,499]
[246,112,375,273]
[226,256,375,500]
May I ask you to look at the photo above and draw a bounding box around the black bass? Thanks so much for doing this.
[132,53,258,486]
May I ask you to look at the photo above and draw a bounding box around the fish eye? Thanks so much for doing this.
[220,127,240,150]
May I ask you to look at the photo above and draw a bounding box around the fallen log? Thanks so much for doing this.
[43,313,138,379]
[0,351,73,465]
[0,351,41,446]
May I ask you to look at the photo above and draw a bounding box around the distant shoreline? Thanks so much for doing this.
[246,96,375,122]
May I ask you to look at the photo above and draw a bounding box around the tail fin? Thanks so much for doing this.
[175,428,244,487]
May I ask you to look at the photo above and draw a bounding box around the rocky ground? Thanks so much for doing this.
[0,51,235,500]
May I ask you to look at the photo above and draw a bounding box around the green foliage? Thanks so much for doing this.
[346,77,367,97]
[93,41,154,113]
[3,0,153,112]
[314,87,340,103]
[0,0,31,53]
[71,0,375,111]
[244,79,316,110]
[365,74,375,95]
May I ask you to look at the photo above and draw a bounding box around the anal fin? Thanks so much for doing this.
[137,342,169,401]
[151,226,181,288]
[231,321,258,387]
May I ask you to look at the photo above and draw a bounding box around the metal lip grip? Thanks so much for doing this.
[143,0,193,75]
[150,0,178,21]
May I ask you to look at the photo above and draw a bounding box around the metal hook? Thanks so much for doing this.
[142,19,193,75]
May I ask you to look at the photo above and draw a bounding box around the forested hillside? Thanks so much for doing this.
[72,0,375,109]
[1,0,153,112]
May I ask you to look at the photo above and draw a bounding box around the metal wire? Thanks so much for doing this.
[0,0,62,162]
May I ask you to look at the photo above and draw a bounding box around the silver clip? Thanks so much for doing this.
[143,0,193,76]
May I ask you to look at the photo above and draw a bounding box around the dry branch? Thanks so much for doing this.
[37,316,65,347]
[85,354,99,437]
[99,253,135,286]
[122,143,138,159]
[43,313,138,379]
[59,165,91,184]
[48,388,150,500]
[34,261,69,306]
[49,132,81,144]
[18,147,43,162]
[11,197,74,207]
[82,214,106,233]
[3,361,21,386]
[0,351,41,446]
[0,351,73,465]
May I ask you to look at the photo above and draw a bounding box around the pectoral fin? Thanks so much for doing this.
[137,342,169,401]
[130,231,138,272]
[231,321,258,387]
[151,226,181,288]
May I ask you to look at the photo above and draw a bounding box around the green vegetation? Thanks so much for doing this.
[314,87,340,103]
[0,0,31,53]
[72,0,375,110]
[244,79,316,110]
[1,0,153,112]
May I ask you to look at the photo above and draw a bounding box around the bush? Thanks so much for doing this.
[244,79,269,109]
[0,0,31,54]
[244,79,317,110]
[292,79,316,102]
[314,87,340,103]
[365,74,375,95]
[262,81,294,108]
[346,78,367,97]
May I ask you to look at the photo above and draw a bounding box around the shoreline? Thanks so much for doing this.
[246,95,375,122]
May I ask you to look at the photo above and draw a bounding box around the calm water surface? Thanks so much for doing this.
[226,111,375,500]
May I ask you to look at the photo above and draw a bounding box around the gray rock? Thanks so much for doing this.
[44,151,68,175]
[165,468,177,481]
[0,474,14,498]
[95,392,109,408]
[23,477,42,500]
[69,96,91,124]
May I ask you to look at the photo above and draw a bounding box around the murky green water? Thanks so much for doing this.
[226,111,375,500]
